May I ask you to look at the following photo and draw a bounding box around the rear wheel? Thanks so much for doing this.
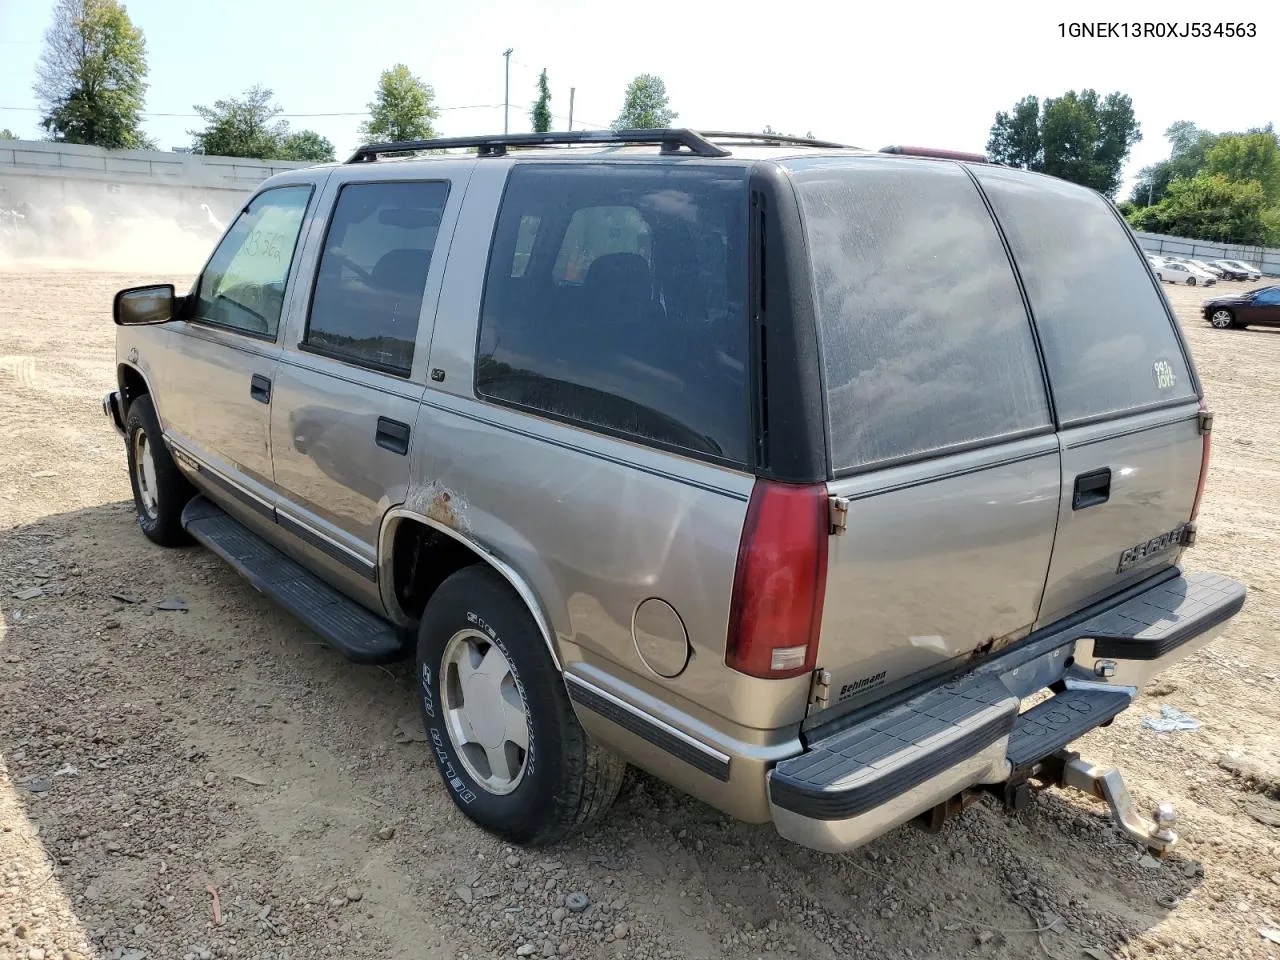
[1209,309,1235,329]
[125,395,194,546]
[416,565,625,845]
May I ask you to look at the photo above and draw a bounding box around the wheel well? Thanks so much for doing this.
[391,518,483,621]
[118,364,149,412]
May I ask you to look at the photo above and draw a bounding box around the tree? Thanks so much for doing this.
[359,64,438,144]
[33,0,151,148]
[1129,122,1218,205]
[279,129,335,162]
[612,74,677,130]
[189,85,288,159]
[986,89,1140,197]
[530,69,552,133]
[0,129,16,139]
[1127,173,1267,245]
[987,96,1041,169]
[1203,131,1280,204]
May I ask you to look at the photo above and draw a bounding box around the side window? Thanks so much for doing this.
[973,166,1196,423]
[194,185,311,338]
[787,156,1052,472]
[1255,288,1280,305]
[304,180,450,377]
[477,163,750,463]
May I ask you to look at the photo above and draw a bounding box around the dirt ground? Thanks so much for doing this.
[1,267,1278,960]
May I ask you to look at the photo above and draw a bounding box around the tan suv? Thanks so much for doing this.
[104,129,1245,854]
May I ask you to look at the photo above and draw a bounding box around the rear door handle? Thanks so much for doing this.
[250,374,271,404]
[375,417,410,456]
[1072,467,1111,510]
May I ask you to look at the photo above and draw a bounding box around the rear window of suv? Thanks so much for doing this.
[972,166,1196,424]
[477,163,750,463]
[788,157,1052,472]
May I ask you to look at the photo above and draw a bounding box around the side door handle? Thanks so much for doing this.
[250,374,272,404]
[1072,467,1112,510]
[375,417,410,456]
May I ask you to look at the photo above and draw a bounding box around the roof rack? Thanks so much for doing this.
[346,128,732,163]
[699,131,853,150]
[879,145,991,163]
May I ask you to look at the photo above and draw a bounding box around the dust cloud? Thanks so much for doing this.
[0,176,237,274]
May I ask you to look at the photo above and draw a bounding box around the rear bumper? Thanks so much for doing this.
[767,569,1245,853]
[103,391,126,436]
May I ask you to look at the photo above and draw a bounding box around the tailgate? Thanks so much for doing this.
[1038,403,1204,625]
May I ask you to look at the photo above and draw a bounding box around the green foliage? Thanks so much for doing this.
[1204,131,1280,203]
[279,129,335,163]
[987,90,1140,197]
[1130,122,1218,206]
[1126,174,1267,245]
[33,0,152,149]
[612,74,677,130]
[359,64,439,144]
[531,69,552,133]
[189,85,288,159]
[0,129,16,140]
[987,96,1041,169]
[1125,122,1280,243]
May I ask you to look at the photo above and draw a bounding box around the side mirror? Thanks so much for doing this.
[114,284,176,326]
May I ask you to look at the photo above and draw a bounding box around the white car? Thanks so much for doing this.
[1154,260,1216,286]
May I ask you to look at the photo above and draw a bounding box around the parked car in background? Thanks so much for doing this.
[1212,259,1262,281]
[1207,259,1252,281]
[1185,259,1226,279]
[1203,284,1280,328]
[1154,260,1216,286]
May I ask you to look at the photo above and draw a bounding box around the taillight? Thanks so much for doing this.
[1191,400,1212,521]
[726,480,830,679]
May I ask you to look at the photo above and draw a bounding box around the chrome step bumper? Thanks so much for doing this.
[768,569,1245,854]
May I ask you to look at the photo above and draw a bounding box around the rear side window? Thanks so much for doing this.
[477,163,750,463]
[972,166,1196,423]
[305,180,449,376]
[788,157,1052,472]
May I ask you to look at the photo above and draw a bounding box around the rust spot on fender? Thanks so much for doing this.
[426,488,456,527]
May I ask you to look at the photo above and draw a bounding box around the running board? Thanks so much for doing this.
[181,496,405,664]
[1006,687,1132,773]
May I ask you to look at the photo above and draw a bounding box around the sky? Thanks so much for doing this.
[1,0,1275,197]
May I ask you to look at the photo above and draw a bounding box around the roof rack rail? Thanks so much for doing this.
[699,131,853,149]
[346,128,731,163]
[879,145,991,163]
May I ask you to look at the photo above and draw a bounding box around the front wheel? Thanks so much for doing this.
[124,395,194,546]
[1209,309,1235,329]
[416,566,625,845]
[1187,276,1198,286]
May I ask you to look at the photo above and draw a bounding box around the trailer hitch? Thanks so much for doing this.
[1041,750,1178,856]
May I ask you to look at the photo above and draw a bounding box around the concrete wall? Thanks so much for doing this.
[0,140,316,269]
[0,139,312,192]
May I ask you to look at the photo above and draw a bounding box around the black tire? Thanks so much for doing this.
[1187,276,1197,286]
[1208,308,1235,330]
[124,394,194,546]
[416,565,625,845]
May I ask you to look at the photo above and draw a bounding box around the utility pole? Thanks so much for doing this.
[503,48,513,134]
[568,87,575,131]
